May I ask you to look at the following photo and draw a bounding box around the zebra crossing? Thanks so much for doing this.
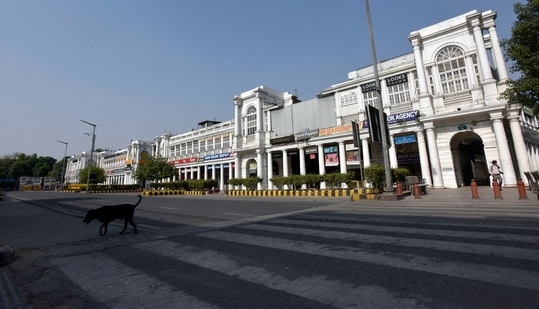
[51,211,539,308]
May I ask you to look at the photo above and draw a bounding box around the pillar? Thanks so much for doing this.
[318,144,326,189]
[389,133,398,168]
[483,17,509,81]
[361,138,371,168]
[424,122,444,188]
[416,129,432,186]
[507,107,531,184]
[490,112,517,187]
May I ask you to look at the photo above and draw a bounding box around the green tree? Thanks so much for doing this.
[79,166,106,184]
[501,0,539,114]
[133,156,176,184]
[0,154,17,179]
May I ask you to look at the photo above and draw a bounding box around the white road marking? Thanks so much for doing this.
[52,253,219,309]
[198,231,539,291]
[134,240,427,309]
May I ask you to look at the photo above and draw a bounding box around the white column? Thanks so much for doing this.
[299,147,306,175]
[282,149,289,190]
[299,147,306,189]
[338,142,346,174]
[490,112,517,187]
[234,156,240,179]
[211,165,216,180]
[470,18,494,82]
[507,109,531,183]
[267,152,273,190]
[282,150,289,177]
[257,150,263,190]
[416,129,432,186]
[233,96,242,136]
[424,122,444,188]
[389,134,398,168]
[338,142,347,188]
[361,138,371,168]
[410,35,428,96]
[228,161,234,191]
[219,163,224,191]
[318,144,326,189]
[484,19,509,81]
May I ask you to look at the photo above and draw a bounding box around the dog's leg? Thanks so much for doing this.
[120,220,128,234]
[129,220,137,234]
[100,223,108,236]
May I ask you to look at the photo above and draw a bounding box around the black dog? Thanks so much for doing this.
[83,195,142,236]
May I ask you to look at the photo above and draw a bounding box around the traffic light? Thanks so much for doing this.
[351,120,361,147]
[365,104,390,145]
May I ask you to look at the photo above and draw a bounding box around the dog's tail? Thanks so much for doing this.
[133,195,142,207]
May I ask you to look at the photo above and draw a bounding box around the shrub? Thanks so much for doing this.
[363,164,386,193]
[392,167,410,184]
[229,177,262,190]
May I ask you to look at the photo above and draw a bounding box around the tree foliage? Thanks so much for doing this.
[0,153,56,179]
[133,156,176,183]
[501,0,539,114]
[78,166,106,185]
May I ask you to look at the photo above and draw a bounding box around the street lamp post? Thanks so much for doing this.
[364,0,393,193]
[56,140,68,189]
[81,120,96,193]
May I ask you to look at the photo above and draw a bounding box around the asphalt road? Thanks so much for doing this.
[1,191,539,308]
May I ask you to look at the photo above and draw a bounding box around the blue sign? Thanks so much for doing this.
[394,135,417,145]
[203,153,231,161]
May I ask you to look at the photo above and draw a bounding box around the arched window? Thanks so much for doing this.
[243,105,257,135]
[247,159,258,178]
[436,46,469,94]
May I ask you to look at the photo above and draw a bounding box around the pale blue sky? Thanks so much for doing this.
[0,0,517,160]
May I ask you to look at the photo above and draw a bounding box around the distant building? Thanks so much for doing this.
[64,140,152,187]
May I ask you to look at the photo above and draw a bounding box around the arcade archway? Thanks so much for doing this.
[450,131,489,186]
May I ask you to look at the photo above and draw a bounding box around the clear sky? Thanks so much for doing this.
[0,0,517,160]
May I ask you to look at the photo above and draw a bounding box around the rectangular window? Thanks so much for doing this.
[200,140,206,152]
[387,83,411,105]
[246,114,256,135]
[340,92,358,106]
[222,136,230,149]
[362,91,377,107]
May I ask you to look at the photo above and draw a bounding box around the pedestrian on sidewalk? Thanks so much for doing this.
[489,160,504,189]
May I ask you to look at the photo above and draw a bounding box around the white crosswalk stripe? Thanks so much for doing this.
[198,230,539,291]
[133,240,422,309]
[52,253,220,309]
[52,212,539,308]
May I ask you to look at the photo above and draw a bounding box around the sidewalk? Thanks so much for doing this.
[399,185,538,205]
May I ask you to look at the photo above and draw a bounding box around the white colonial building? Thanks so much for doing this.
[153,120,236,191]
[64,140,152,187]
[64,9,539,191]
[230,10,538,189]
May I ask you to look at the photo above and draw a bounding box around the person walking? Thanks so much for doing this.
[489,160,504,189]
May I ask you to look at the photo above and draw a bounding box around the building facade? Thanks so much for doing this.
[154,120,236,191]
[64,140,152,187]
[231,10,538,190]
[63,9,539,191]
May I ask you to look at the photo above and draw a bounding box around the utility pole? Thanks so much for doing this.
[364,0,393,193]
[56,140,68,189]
[81,120,96,193]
